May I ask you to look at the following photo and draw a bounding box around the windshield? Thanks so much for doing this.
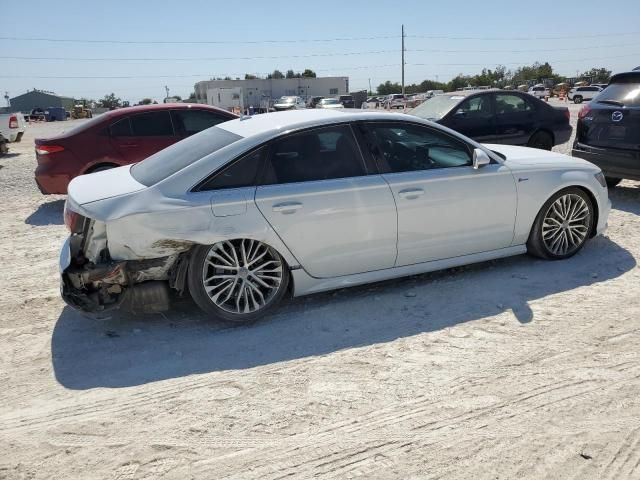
[321,99,339,104]
[278,97,296,104]
[410,95,462,120]
[131,126,242,186]
[596,82,640,107]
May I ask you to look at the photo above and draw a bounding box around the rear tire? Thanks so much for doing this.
[0,141,8,156]
[605,177,622,188]
[187,240,290,324]
[527,131,553,150]
[527,187,594,260]
[573,96,583,104]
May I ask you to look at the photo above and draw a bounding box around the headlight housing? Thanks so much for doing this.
[594,171,607,188]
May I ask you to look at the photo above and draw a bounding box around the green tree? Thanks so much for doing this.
[138,98,153,105]
[286,69,296,79]
[301,69,317,78]
[268,70,285,79]
[376,81,402,95]
[98,93,122,109]
[581,67,612,83]
[245,74,258,80]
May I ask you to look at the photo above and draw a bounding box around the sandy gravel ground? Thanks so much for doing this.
[1,104,640,479]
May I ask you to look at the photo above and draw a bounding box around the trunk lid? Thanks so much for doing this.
[67,164,146,205]
[578,104,640,150]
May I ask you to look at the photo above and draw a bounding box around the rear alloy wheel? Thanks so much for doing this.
[527,188,594,259]
[527,131,553,150]
[188,240,290,323]
[605,177,622,188]
[573,96,583,104]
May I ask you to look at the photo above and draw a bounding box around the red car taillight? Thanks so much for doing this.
[9,115,18,128]
[578,105,592,120]
[35,145,65,155]
[64,202,85,233]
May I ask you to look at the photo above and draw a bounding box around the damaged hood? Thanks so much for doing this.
[67,165,146,205]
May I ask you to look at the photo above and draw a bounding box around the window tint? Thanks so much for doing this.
[595,80,640,106]
[172,109,229,136]
[110,117,132,137]
[129,111,174,136]
[457,95,492,116]
[197,147,264,191]
[130,126,242,186]
[368,123,471,172]
[261,125,365,185]
[495,94,532,114]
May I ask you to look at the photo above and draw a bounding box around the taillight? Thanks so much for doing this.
[9,115,18,128]
[35,145,65,155]
[578,105,592,120]
[64,202,85,233]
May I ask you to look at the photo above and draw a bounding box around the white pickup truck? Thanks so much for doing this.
[0,112,27,155]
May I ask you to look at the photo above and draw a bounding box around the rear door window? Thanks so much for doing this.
[195,147,265,191]
[261,125,366,185]
[110,117,132,137]
[495,94,532,114]
[130,111,174,136]
[172,109,230,136]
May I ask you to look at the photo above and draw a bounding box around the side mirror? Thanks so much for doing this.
[473,148,491,169]
[454,109,466,117]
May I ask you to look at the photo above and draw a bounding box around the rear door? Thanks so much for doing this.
[109,110,178,164]
[442,94,497,142]
[493,93,536,145]
[254,124,397,278]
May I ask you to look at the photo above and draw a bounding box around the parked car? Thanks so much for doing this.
[409,90,572,150]
[572,70,640,187]
[34,103,237,194]
[590,83,608,90]
[307,96,324,108]
[384,94,406,109]
[361,97,380,109]
[273,96,306,111]
[315,98,344,109]
[567,86,603,104]
[338,95,355,108]
[60,109,609,322]
[528,85,547,99]
[0,112,27,155]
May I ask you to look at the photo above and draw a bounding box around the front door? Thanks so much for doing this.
[443,94,497,142]
[254,124,397,278]
[362,121,517,266]
[109,110,178,164]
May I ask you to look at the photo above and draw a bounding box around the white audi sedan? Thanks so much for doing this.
[60,110,610,323]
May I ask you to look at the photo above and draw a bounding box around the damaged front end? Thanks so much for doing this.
[60,203,185,316]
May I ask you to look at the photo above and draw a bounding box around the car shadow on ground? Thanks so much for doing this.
[0,153,21,159]
[51,235,635,390]
[610,184,640,215]
[25,199,65,225]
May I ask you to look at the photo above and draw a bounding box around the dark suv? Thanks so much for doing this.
[572,71,640,187]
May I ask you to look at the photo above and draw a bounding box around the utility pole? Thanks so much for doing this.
[164,85,170,102]
[401,25,405,96]
[368,78,372,95]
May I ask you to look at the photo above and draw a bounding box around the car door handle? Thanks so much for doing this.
[272,202,303,213]
[398,188,425,199]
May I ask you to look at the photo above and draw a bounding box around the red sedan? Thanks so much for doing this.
[35,103,237,194]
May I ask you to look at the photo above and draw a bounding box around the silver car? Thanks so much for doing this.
[60,110,610,323]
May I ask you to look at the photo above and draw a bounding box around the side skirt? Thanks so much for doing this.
[291,245,528,297]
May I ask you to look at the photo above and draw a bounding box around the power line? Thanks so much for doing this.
[0,35,398,45]
[407,31,640,40]
[0,50,399,62]
[407,52,640,67]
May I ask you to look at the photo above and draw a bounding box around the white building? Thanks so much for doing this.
[194,77,349,111]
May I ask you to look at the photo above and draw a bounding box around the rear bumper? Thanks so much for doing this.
[572,143,640,181]
[34,168,72,194]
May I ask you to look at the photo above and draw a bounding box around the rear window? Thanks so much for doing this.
[130,126,242,186]
[597,78,640,107]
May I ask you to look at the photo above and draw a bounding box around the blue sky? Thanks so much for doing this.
[2,0,639,104]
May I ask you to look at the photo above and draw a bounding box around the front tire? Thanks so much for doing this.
[527,188,594,260]
[188,240,290,324]
[527,131,553,150]
[573,96,583,104]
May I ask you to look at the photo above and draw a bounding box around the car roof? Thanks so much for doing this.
[610,71,640,83]
[216,109,409,138]
[438,89,501,97]
[101,103,234,120]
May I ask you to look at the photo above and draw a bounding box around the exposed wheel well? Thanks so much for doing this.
[574,186,599,238]
[532,128,555,145]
